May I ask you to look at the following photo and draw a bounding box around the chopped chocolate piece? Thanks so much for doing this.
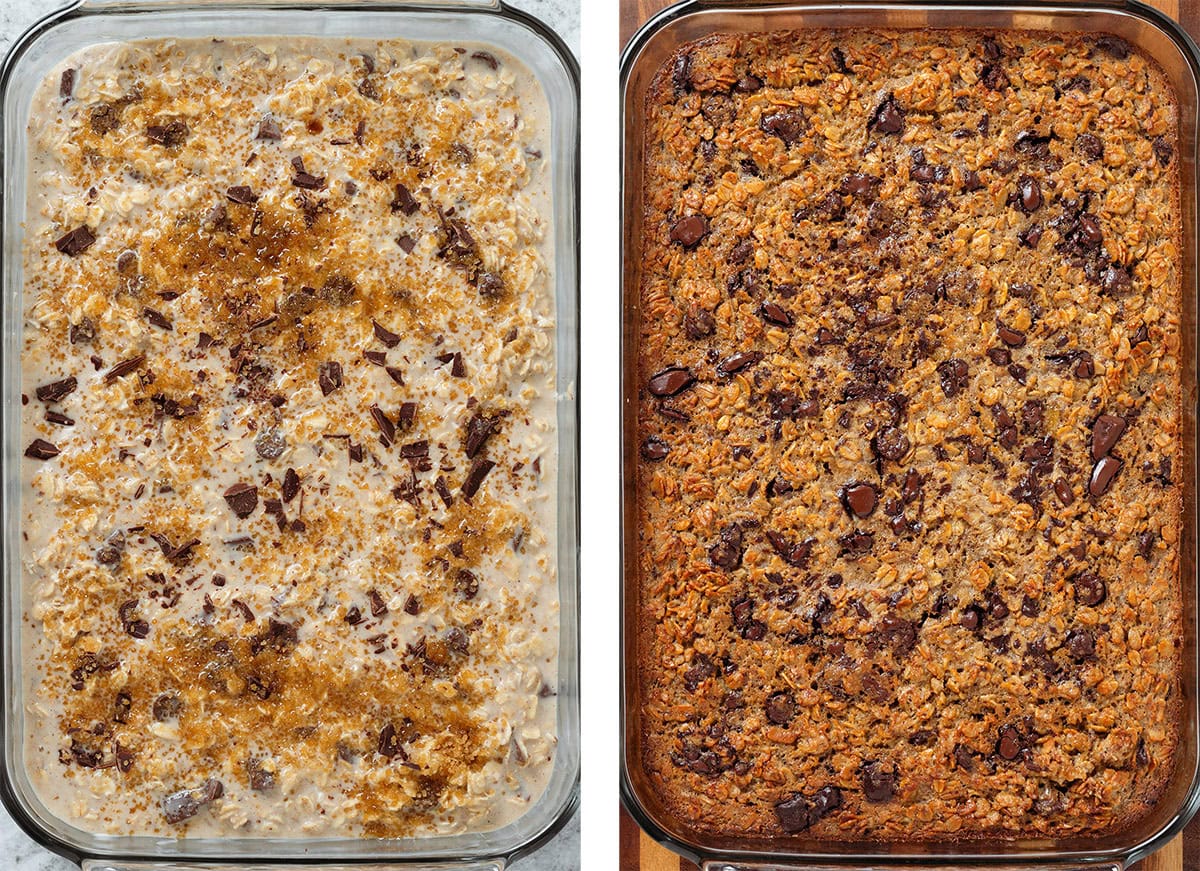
[368,589,388,617]
[143,307,172,331]
[461,457,495,500]
[281,468,300,503]
[840,482,877,518]
[1066,628,1096,660]
[477,271,505,298]
[716,351,762,377]
[384,366,405,386]
[684,306,716,339]
[318,361,343,396]
[373,319,402,348]
[765,691,796,725]
[254,117,282,140]
[1089,456,1122,497]
[760,302,792,327]
[435,476,453,508]
[766,530,813,568]
[24,439,59,460]
[648,367,694,397]
[225,185,258,204]
[292,169,326,190]
[396,233,417,254]
[1153,136,1174,167]
[397,401,417,430]
[1014,175,1042,213]
[55,225,96,256]
[869,93,905,134]
[390,184,419,215]
[104,355,145,383]
[400,440,429,460]
[774,786,843,833]
[455,569,479,600]
[987,347,1012,366]
[936,358,969,398]
[70,318,96,345]
[146,120,189,147]
[873,426,910,461]
[1101,263,1133,296]
[1053,478,1074,506]
[1094,35,1131,59]
[997,724,1023,760]
[997,324,1026,347]
[223,482,258,518]
[404,594,421,615]
[348,443,364,463]
[1091,414,1126,460]
[709,524,744,570]
[36,377,77,403]
[760,110,807,146]
[45,410,74,426]
[960,605,984,631]
[370,405,395,446]
[364,350,387,367]
[670,214,708,247]
[860,760,897,802]
[247,758,275,791]
[60,68,75,99]
[1073,571,1107,607]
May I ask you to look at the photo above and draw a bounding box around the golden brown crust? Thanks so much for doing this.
[634,28,1183,842]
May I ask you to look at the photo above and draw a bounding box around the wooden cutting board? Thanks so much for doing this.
[618,0,1200,868]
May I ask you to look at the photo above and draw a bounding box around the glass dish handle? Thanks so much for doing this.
[83,862,505,871]
[701,863,1124,871]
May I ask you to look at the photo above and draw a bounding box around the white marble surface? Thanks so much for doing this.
[0,0,578,869]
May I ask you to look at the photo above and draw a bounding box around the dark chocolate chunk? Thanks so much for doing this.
[404,594,421,615]
[397,402,417,430]
[24,439,59,460]
[396,233,417,254]
[760,110,807,146]
[766,531,813,568]
[1101,263,1132,296]
[60,69,75,99]
[36,377,77,403]
[45,411,74,426]
[370,405,395,446]
[223,483,258,518]
[104,355,145,383]
[669,214,708,248]
[461,457,495,500]
[368,589,388,617]
[471,50,499,70]
[764,691,796,725]
[70,318,96,345]
[1053,478,1074,506]
[225,185,258,205]
[318,361,343,396]
[960,605,984,631]
[648,367,694,397]
[840,482,877,518]
[1015,175,1042,213]
[640,435,669,461]
[997,324,1026,347]
[282,468,300,502]
[760,302,792,327]
[868,93,905,134]
[709,524,744,570]
[385,366,405,386]
[55,225,96,256]
[1077,132,1103,161]
[373,319,402,348]
[255,116,282,140]
[716,351,762,377]
[146,120,189,147]
[1066,628,1096,660]
[1153,136,1174,167]
[463,414,495,458]
[997,725,1023,760]
[838,529,874,557]
[1089,456,1122,496]
[937,358,969,398]
[684,307,716,339]
[144,307,172,331]
[455,569,479,600]
[292,168,326,190]
[774,786,843,833]
[1094,35,1131,59]
[1091,414,1126,461]
[987,347,1012,366]
[364,350,386,366]
[873,426,910,461]
[390,183,419,215]
[860,760,896,802]
[962,169,983,192]
[1073,572,1107,607]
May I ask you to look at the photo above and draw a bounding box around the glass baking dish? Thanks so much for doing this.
[620,1,1200,869]
[0,1,578,869]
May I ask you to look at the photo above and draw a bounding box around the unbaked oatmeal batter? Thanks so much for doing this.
[20,37,558,838]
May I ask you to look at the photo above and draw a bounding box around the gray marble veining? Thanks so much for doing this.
[0,0,578,868]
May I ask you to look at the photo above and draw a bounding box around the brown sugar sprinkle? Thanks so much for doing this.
[637,28,1182,842]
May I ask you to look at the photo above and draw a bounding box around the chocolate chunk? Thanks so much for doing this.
[1021,595,1041,617]
[477,271,505,298]
[146,120,189,147]
[454,569,479,601]
[1015,175,1042,213]
[1018,225,1043,248]
[684,306,716,339]
[36,377,77,403]
[1101,263,1132,296]
[840,482,877,518]
[1091,414,1126,461]
[980,63,1009,90]
[671,51,692,93]
[765,691,796,725]
[860,760,896,802]
[397,402,417,430]
[143,307,172,331]
[962,169,983,192]
[461,457,495,500]
[256,116,282,140]
[247,758,275,791]
[997,725,1023,760]
[223,483,258,518]
[280,468,300,503]
[1077,132,1103,161]
[1053,478,1074,506]
[716,351,762,377]
[55,225,96,256]
[838,529,874,557]
[1153,136,1174,167]
[1066,628,1096,660]
[774,786,843,833]
[997,324,1026,347]
[936,359,969,398]
[901,469,922,503]
[1089,456,1122,496]
[373,320,402,348]
[368,589,389,617]
[69,318,96,345]
[640,435,669,461]
[104,355,145,383]
[987,347,1012,366]
[960,605,984,631]
[1073,572,1107,607]
[292,168,326,189]
[369,405,395,446]
[669,215,708,248]
[462,413,495,458]
[1077,214,1103,248]
[841,173,881,199]
[759,302,793,328]
[396,233,417,254]
[648,367,694,397]
[766,531,813,568]
[868,93,905,134]
[1075,352,1095,379]
[1094,35,1130,59]
[403,594,421,615]
[24,439,59,460]
[223,185,259,206]
[60,68,75,99]
[318,361,343,396]
[760,110,807,146]
[390,183,419,215]
[873,426,910,461]
[709,524,743,570]
[96,530,125,565]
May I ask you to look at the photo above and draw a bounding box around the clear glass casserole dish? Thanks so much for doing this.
[621,1,1199,868]
[0,1,579,868]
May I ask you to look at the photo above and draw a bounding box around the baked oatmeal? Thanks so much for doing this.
[635,29,1182,840]
[20,36,559,838]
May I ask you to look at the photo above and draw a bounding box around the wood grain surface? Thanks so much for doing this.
[619,0,1200,868]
